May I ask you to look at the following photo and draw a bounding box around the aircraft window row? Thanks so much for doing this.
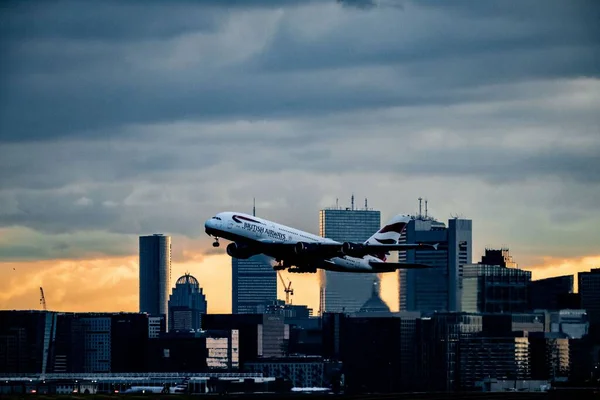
[279,228,317,241]
[211,216,222,220]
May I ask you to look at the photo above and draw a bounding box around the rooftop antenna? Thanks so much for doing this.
[253,198,256,217]
[425,199,428,219]
[351,194,354,211]
[336,198,339,209]
[418,197,423,218]
[365,198,368,210]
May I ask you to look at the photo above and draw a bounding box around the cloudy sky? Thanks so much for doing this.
[1,0,599,313]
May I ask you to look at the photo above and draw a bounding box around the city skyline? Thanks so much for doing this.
[1,0,599,314]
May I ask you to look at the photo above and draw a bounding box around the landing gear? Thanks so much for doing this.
[212,238,220,248]
[273,260,291,271]
[289,266,317,274]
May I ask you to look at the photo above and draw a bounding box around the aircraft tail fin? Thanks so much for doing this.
[364,214,411,246]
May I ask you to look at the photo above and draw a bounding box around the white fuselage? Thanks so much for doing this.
[205,211,388,273]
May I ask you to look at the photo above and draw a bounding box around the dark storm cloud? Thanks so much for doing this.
[0,1,223,42]
[1,0,598,143]
[0,0,599,261]
[394,145,600,185]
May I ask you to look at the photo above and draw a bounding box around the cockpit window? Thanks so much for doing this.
[211,216,222,220]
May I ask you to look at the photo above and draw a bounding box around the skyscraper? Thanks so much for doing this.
[319,202,381,313]
[232,255,277,314]
[139,234,171,328]
[398,217,472,313]
[168,273,207,331]
[231,204,277,314]
[578,268,600,333]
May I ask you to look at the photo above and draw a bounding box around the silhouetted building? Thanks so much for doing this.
[319,204,381,313]
[168,273,207,332]
[321,313,345,361]
[459,335,531,390]
[398,312,421,390]
[322,312,421,393]
[61,312,148,373]
[202,314,285,368]
[340,316,403,393]
[139,234,171,328]
[147,331,208,372]
[288,323,322,357]
[461,264,531,313]
[244,357,340,388]
[416,313,482,391]
[529,275,574,311]
[232,255,277,314]
[480,248,517,268]
[399,218,472,312]
[0,310,57,374]
[357,280,391,314]
[0,311,148,374]
[110,313,149,373]
[569,336,596,383]
[578,269,600,336]
[558,293,581,309]
[529,332,570,381]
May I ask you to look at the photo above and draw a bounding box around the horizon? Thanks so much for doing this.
[1,0,598,314]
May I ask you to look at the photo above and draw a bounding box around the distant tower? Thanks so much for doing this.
[319,203,381,313]
[398,217,472,312]
[139,234,172,329]
[232,203,277,314]
[169,273,207,331]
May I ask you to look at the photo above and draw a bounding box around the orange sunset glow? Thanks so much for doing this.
[2,252,598,314]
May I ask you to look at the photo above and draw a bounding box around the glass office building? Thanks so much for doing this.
[319,207,381,313]
[168,273,207,331]
[232,255,277,314]
[399,218,472,313]
[139,234,171,327]
[461,264,531,313]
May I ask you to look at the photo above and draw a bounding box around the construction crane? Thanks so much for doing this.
[39,287,47,311]
[277,271,293,304]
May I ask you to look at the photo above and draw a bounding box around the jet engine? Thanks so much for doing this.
[294,242,320,255]
[342,242,365,256]
[226,243,257,259]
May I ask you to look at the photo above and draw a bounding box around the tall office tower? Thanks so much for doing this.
[319,200,381,313]
[168,273,207,331]
[399,217,472,313]
[232,255,277,314]
[139,234,172,328]
[578,269,600,336]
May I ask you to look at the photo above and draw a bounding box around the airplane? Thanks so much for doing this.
[204,211,438,274]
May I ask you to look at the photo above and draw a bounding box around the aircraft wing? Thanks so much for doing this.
[369,261,432,270]
[255,239,437,259]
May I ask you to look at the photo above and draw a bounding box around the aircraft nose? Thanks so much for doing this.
[204,218,215,233]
